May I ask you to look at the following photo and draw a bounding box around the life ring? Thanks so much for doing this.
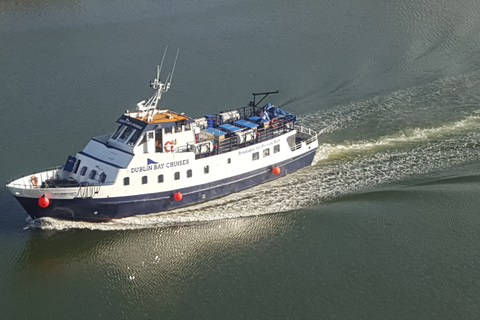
[271,118,279,128]
[30,175,38,187]
[164,140,175,152]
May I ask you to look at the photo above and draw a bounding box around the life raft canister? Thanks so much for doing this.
[164,140,175,152]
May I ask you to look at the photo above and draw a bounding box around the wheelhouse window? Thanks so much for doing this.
[80,166,88,176]
[187,169,192,178]
[111,125,124,140]
[174,172,180,180]
[127,129,142,146]
[252,152,259,161]
[158,174,164,183]
[124,177,130,186]
[118,126,134,143]
[164,127,172,134]
[142,176,148,184]
[111,125,143,146]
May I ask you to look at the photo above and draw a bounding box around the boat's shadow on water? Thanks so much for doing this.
[14,212,296,282]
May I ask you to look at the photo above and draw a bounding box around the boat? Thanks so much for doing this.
[6,57,319,222]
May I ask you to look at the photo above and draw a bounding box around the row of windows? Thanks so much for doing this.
[78,166,107,183]
[124,166,208,186]
[253,145,280,161]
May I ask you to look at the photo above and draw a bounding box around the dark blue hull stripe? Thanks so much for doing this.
[15,149,317,221]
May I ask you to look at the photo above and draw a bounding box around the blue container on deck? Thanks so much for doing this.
[205,115,215,128]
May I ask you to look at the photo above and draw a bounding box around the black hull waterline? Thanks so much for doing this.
[15,149,316,221]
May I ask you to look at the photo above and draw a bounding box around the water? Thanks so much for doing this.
[2,0,480,318]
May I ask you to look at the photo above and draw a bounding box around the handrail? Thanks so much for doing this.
[6,167,63,189]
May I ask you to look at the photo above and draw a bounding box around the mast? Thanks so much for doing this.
[136,48,179,122]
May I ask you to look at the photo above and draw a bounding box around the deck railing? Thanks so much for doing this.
[6,167,62,189]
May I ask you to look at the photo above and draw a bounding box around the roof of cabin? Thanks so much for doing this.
[118,110,194,132]
[135,111,190,123]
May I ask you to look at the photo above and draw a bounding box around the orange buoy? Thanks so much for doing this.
[174,192,183,201]
[272,166,281,175]
[38,195,50,208]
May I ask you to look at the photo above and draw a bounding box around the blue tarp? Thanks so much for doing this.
[234,119,259,129]
[219,124,243,132]
[259,103,298,122]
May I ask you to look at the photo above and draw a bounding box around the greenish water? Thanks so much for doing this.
[2,0,480,318]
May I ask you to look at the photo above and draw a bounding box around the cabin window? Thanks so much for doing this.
[164,127,172,134]
[287,135,296,148]
[142,176,148,184]
[252,152,259,161]
[174,172,180,180]
[204,165,209,174]
[73,160,81,174]
[185,123,192,131]
[158,174,164,183]
[127,129,142,146]
[99,172,106,183]
[88,170,97,180]
[124,177,130,186]
[274,145,280,153]
[175,125,182,133]
[187,169,192,178]
[227,158,231,164]
[263,148,270,157]
[80,166,88,176]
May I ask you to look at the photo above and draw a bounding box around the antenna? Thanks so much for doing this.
[137,47,180,115]
[169,48,179,86]
[158,46,168,79]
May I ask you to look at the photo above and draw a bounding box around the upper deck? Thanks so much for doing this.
[126,109,192,124]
